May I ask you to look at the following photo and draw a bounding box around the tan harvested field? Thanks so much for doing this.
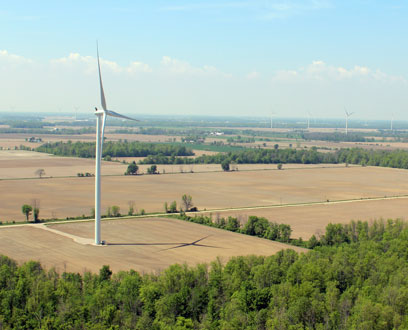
[222,138,408,152]
[2,128,408,152]
[113,149,218,163]
[0,150,126,179]
[1,159,408,222]
[211,127,380,133]
[0,149,347,179]
[203,197,408,240]
[0,218,306,273]
[0,132,180,149]
[104,133,181,143]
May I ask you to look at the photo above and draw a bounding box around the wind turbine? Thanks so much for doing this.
[307,111,312,130]
[270,113,275,129]
[94,45,138,245]
[390,113,394,131]
[344,108,354,135]
[74,106,79,121]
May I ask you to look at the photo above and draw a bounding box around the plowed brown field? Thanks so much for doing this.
[0,218,306,273]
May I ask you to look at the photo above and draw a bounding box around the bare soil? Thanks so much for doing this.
[0,149,346,179]
[1,161,407,224]
[204,197,408,239]
[0,218,306,273]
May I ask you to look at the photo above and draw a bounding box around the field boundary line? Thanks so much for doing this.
[187,194,408,214]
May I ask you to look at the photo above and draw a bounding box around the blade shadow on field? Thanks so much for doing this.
[107,235,223,251]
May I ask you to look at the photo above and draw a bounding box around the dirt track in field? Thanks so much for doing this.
[0,218,306,273]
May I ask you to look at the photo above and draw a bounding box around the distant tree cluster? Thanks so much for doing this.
[35,141,194,158]
[146,165,158,174]
[125,161,139,175]
[1,218,408,329]
[21,200,40,222]
[164,195,195,213]
[301,132,370,142]
[175,214,292,243]
[139,146,408,170]
[226,135,255,143]
[7,120,52,129]
[77,172,94,177]
[181,135,205,143]
[1,127,93,135]
[335,148,408,168]
[140,146,333,165]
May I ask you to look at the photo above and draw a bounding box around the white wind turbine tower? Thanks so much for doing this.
[307,111,312,130]
[74,106,79,121]
[390,113,394,131]
[270,113,276,129]
[94,45,138,245]
[344,108,354,135]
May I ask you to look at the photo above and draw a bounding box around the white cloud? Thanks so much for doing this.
[0,50,406,119]
[52,53,151,74]
[127,61,152,73]
[0,50,33,64]
[160,56,219,75]
[246,71,260,79]
[272,60,406,83]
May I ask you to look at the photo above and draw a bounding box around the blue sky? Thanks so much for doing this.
[0,1,407,119]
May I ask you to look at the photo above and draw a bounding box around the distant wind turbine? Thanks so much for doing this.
[307,111,312,130]
[94,44,138,245]
[391,113,394,131]
[74,106,79,121]
[270,113,275,129]
[344,108,354,135]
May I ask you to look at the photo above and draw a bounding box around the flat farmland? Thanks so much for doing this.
[0,149,346,180]
[204,197,408,239]
[0,218,306,273]
[0,150,127,179]
[1,160,408,222]
[225,138,406,152]
[0,133,95,149]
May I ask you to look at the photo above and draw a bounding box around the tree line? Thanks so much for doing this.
[1,218,408,329]
[35,141,194,158]
[172,214,292,244]
[33,140,408,170]
[141,146,408,170]
[301,132,370,142]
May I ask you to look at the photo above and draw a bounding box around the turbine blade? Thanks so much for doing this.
[101,112,107,152]
[97,43,107,111]
[105,110,139,121]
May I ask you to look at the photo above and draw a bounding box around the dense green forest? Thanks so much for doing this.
[0,127,94,135]
[1,219,408,329]
[301,132,370,142]
[32,140,408,170]
[141,147,408,170]
[34,141,194,158]
[172,214,293,244]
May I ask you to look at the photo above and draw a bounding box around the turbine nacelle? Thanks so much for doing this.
[94,108,105,116]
